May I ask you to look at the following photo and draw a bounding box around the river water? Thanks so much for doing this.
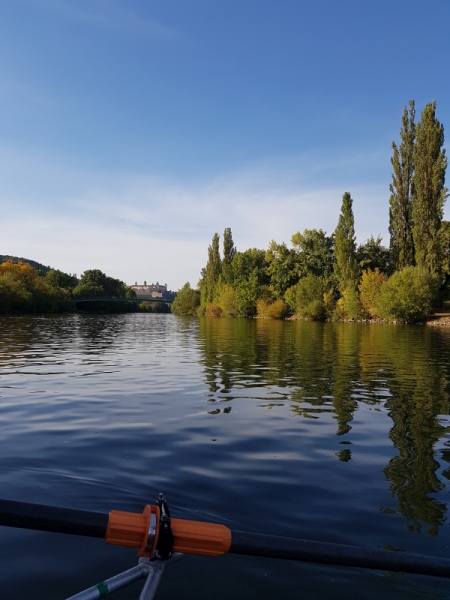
[1,314,450,599]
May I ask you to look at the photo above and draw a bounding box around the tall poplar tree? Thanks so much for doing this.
[412,102,448,277]
[222,227,236,285]
[204,233,222,303]
[389,100,415,271]
[334,192,358,292]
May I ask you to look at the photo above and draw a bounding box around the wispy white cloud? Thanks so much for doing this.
[22,0,178,39]
[0,145,400,289]
[1,214,206,289]
[66,152,392,248]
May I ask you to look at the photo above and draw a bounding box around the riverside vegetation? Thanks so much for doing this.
[2,101,449,322]
[0,260,173,315]
[0,263,144,314]
[172,101,450,323]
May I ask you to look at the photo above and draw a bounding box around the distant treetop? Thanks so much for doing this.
[0,255,52,274]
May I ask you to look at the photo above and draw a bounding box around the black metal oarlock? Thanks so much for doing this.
[154,493,174,561]
[1,496,450,599]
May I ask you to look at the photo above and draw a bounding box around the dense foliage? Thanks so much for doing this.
[175,100,448,324]
[0,261,74,313]
[72,269,135,299]
[377,267,440,323]
[171,283,200,316]
[0,263,143,314]
[139,301,171,313]
[0,255,54,274]
[69,269,137,313]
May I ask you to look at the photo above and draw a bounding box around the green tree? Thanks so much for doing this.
[412,101,448,277]
[45,269,78,290]
[171,283,200,316]
[265,241,299,298]
[0,271,32,313]
[73,269,133,299]
[235,270,260,317]
[389,101,416,271]
[232,248,269,287]
[222,227,237,285]
[0,261,74,313]
[357,235,390,274]
[291,229,334,280]
[199,233,222,309]
[334,192,358,293]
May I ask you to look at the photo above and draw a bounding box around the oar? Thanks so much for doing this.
[1,498,449,579]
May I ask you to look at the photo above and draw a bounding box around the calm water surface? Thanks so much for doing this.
[1,314,450,599]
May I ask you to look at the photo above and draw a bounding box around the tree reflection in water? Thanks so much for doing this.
[197,317,450,536]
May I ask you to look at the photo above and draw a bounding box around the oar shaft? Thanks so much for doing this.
[230,531,450,578]
[1,499,450,579]
[0,499,108,538]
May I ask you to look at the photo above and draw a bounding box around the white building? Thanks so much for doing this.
[131,281,168,298]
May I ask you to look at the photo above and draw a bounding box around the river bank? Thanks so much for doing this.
[425,311,450,326]
[284,308,450,326]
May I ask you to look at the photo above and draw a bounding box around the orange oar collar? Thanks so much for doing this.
[106,505,231,557]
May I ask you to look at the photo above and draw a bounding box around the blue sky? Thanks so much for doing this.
[1,0,449,289]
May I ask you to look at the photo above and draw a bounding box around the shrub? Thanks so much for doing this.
[217,284,237,317]
[139,302,171,313]
[359,268,388,318]
[294,275,327,320]
[256,298,268,317]
[377,266,439,322]
[266,299,289,319]
[205,303,223,317]
[284,285,297,311]
[334,286,362,320]
[285,275,334,320]
[257,298,288,319]
[322,289,336,319]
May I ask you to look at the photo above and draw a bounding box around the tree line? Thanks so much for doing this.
[172,101,450,323]
[0,264,140,314]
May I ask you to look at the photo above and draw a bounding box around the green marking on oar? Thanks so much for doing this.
[96,582,108,598]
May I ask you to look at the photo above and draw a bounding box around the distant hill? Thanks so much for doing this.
[0,255,53,274]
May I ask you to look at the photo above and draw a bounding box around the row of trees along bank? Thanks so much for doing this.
[0,264,142,314]
[172,101,450,323]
